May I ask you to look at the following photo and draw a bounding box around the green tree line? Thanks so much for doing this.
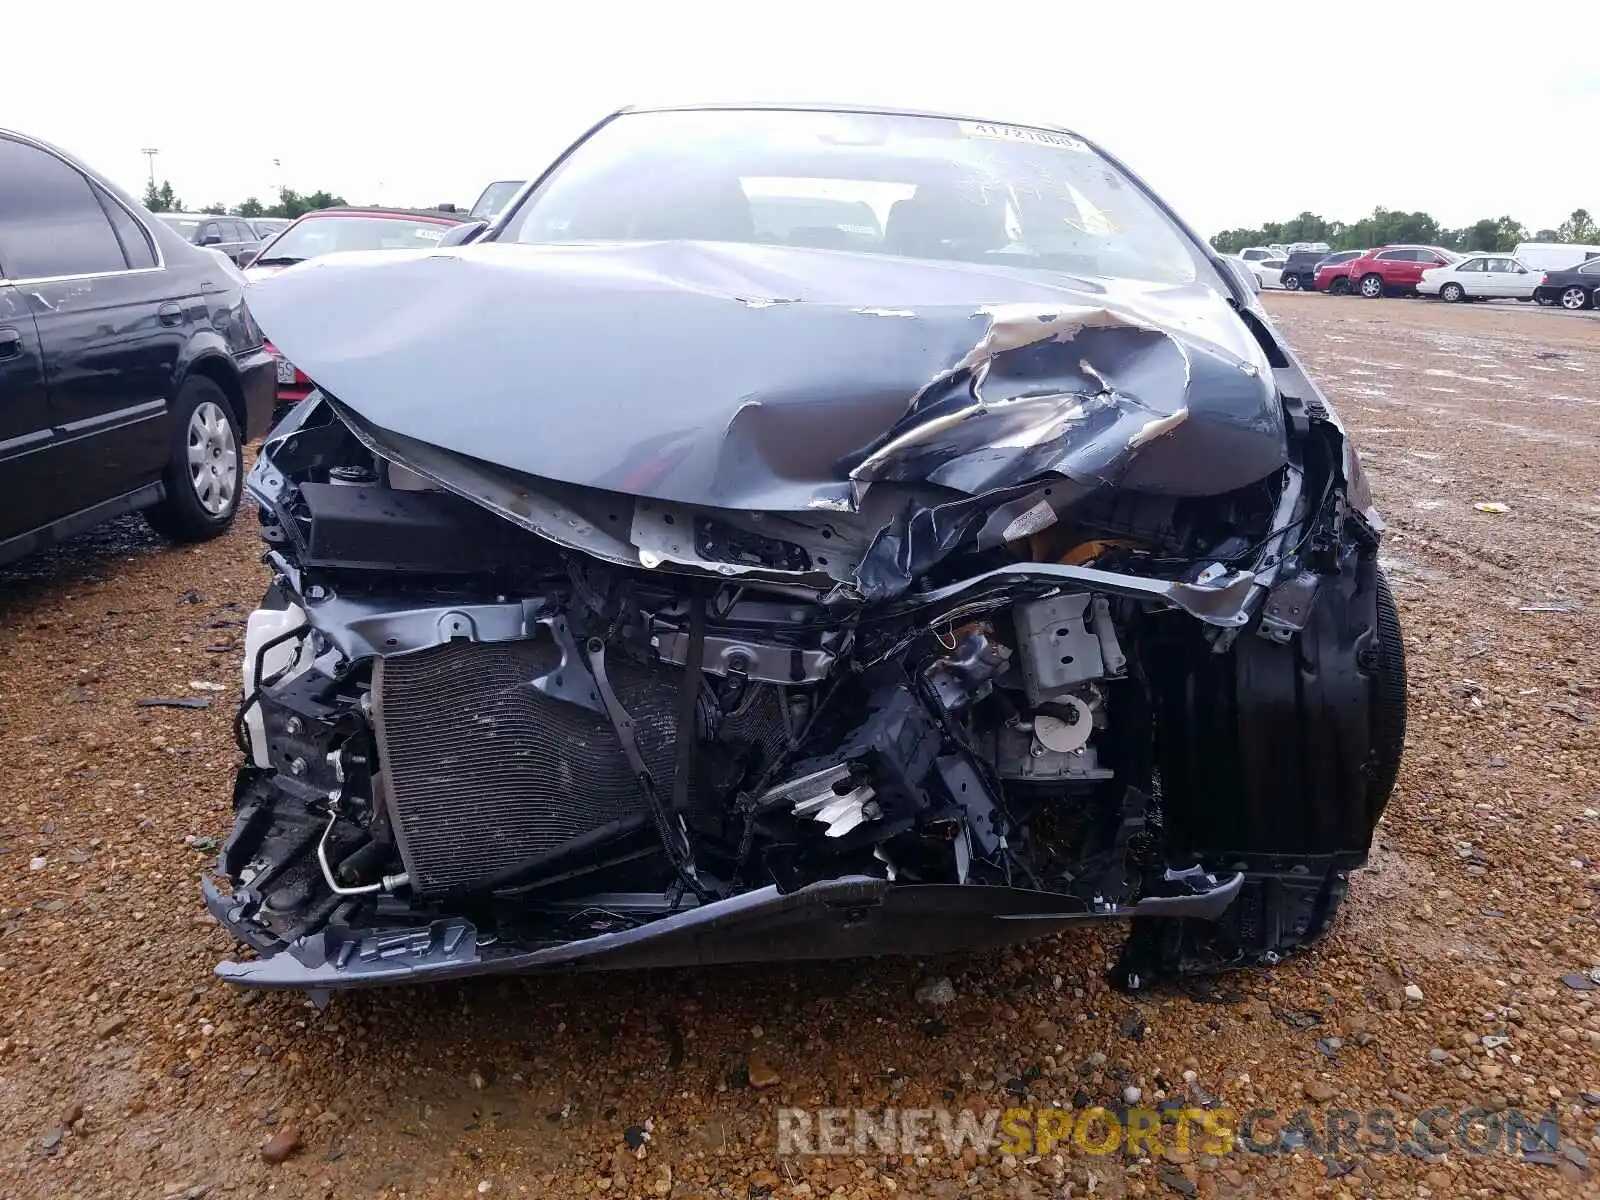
[1211,207,1598,254]
[141,179,349,219]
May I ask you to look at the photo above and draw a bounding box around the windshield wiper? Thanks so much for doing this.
[251,256,305,266]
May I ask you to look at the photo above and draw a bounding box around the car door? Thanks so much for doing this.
[226,220,259,265]
[1476,257,1511,297]
[1449,257,1484,294]
[0,278,54,545]
[0,135,195,523]
[1387,249,1425,286]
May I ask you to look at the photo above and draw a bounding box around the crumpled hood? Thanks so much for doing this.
[245,240,1285,512]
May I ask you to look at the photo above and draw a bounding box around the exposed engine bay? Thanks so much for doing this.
[206,234,1404,995]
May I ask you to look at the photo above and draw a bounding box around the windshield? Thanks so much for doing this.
[255,215,453,262]
[500,109,1207,286]
[160,216,201,238]
[471,181,525,219]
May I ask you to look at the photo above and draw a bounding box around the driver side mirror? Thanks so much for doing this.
[437,220,489,248]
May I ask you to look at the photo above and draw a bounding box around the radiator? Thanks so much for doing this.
[371,636,684,896]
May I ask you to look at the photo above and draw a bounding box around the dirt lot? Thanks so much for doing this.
[1,294,1597,1199]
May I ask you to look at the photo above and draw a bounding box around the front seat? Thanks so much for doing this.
[885,186,1005,259]
[631,177,756,243]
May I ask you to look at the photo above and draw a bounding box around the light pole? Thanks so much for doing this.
[141,147,159,189]
[272,158,281,203]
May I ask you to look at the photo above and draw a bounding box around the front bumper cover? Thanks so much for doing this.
[203,869,1243,992]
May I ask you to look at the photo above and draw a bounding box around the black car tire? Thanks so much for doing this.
[1560,286,1593,311]
[1358,273,1385,299]
[1283,273,1302,291]
[1330,277,1350,295]
[1440,282,1464,303]
[144,376,244,543]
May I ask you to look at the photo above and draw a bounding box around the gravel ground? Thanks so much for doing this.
[1,294,1597,1199]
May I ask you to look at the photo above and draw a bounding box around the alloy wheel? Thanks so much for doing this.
[1561,286,1591,311]
[186,401,238,515]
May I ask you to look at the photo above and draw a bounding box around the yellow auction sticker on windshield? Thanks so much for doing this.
[957,121,1088,152]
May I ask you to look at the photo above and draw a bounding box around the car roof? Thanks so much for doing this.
[614,100,1092,142]
[292,206,467,223]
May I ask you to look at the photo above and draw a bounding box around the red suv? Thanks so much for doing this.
[1345,246,1460,299]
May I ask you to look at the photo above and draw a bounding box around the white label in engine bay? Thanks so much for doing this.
[957,122,1088,152]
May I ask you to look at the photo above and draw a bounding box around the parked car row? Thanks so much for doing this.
[156,213,293,267]
[1297,241,1600,309]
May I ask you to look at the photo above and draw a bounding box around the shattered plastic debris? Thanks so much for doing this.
[1473,502,1510,514]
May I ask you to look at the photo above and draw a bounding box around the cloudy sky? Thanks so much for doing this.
[10,2,1597,237]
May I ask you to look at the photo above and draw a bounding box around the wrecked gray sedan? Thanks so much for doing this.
[206,105,1405,994]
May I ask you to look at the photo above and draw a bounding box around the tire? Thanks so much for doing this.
[1368,571,1406,822]
[144,376,244,543]
[1560,286,1592,311]
[1329,277,1349,296]
[1440,282,1465,303]
[1358,273,1385,299]
[1283,273,1302,291]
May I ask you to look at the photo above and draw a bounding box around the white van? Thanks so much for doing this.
[1514,242,1600,272]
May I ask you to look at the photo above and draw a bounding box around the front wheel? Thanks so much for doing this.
[1330,277,1350,296]
[1440,282,1465,303]
[144,377,243,543]
[1560,286,1593,311]
[1283,273,1302,291]
[1358,273,1385,299]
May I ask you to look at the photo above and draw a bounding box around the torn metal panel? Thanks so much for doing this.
[245,240,1286,515]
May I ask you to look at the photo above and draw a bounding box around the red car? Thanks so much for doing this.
[243,207,469,420]
[1311,250,1366,295]
[1343,245,1461,299]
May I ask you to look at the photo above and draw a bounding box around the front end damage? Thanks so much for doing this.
[207,243,1404,992]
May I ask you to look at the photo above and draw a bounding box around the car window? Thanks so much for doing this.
[1241,249,1267,261]
[160,215,202,241]
[92,183,158,270]
[1375,250,1408,261]
[256,215,454,262]
[503,109,1211,287]
[0,137,131,279]
[201,221,221,242]
[1580,259,1600,275]
[1457,258,1484,272]
[230,220,253,242]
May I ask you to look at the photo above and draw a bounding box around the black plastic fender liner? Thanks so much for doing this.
[1150,548,1389,861]
[1120,551,1403,982]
